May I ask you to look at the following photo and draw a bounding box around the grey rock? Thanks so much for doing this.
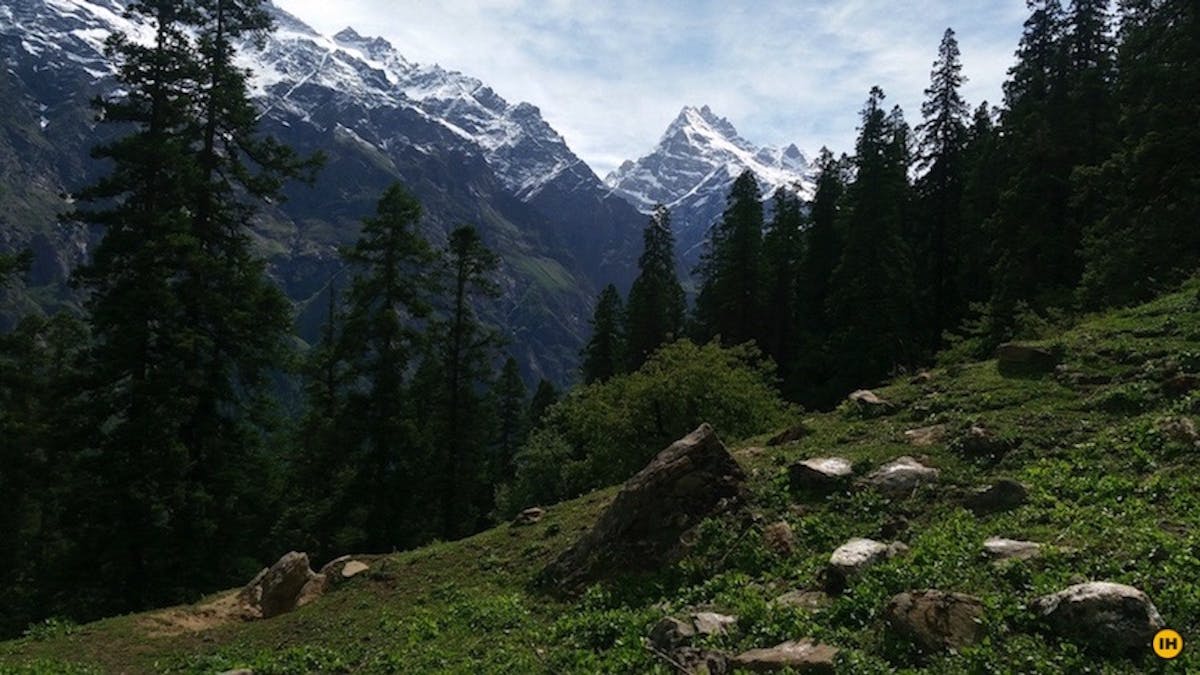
[965,479,1029,515]
[904,424,948,447]
[1032,582,1165,655]
[826,538,907,593]
[789,457,853,495]
[239,551,318,619]
[863,456,939,497]
[886,590,985,651]
[513,506,546,526]
[730,639,838,673]
[983,537,1042,562]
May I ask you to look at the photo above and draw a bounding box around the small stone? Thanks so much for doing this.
[904,424,948,447]
[789,457,853,495]
[911,371,933,384]
[1032,582,1165,655]
[513,507,545,526]
[691,611,738,636]
[862,456,939,497]
[341,560,370,578]
[954,424,1014,458]
[649,617,695,651]
[965,479,1028,515]
[983,537,1042,562]
[730,639,838,673]
[886,590,985,651]
[848,389,895,416]
[772,590,831,611]
[826,538,907,593]
[768,424,811,446]
[762,521,797,557]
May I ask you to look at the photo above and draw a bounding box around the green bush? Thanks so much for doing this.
[498,340,794,515]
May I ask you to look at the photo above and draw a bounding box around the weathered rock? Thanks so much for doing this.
[239,552,318,619]
[672,647,730,674]
[768,424,811,446]
[513,507,545,526]
[904,424,948,447]
[649,612,738,651]
[1032,582,1165,654]
[996,343,1059,375]
[762,521,797,557]
[965,479,1029,515]
[1159,416,1199,447]
[848,389,895,416]
[1162,373,1200,397]
[789,457,853,494]
[885,590,985,652]
[341,560,370,578]
[983,537,1042,562]
[953,424,1015,458]
[826,538,907,593]
[911,371,933,384]
[772,590,832,611]
[730,639,838,673]
[862,456,939,497]
[544,424,745,587]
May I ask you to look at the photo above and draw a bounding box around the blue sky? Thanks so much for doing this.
[276,0,1030,177]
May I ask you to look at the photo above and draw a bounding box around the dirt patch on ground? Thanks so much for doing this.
[139,591,254,637]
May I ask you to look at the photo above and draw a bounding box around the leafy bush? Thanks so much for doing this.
[498,340,794,515]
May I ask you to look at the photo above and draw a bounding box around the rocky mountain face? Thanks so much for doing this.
[606,105,814,265]
[0,0,645,384]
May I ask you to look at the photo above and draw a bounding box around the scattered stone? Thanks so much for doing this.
[965,479,1029,515]
[762,521,797,557]
[1162,374,1200,397]
[953,424,1015,458]
[885,590,985,652]
[730,639,839,673]
[996,343,1059,375]
[513,507,545,526]
[911,371,933,384]
[772,590,832,611]
[341,560,370,578]
[671,647,730,674]
[826,538,907,593]
[649,612,738,651]
[239,552,319,619]
[1032,582,1165,655]
[544,424,745,587]
[768,423,811,446]
[789,457,853,494]
[848,389,895,416]
[862,456,940,497]
[983,537,1043,562]
[1159,416,1199,447]
[904,424,948,447]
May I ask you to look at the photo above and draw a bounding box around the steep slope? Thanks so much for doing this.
[606,105,814,264]
[0,0,644,382]
[5,281,1199,673]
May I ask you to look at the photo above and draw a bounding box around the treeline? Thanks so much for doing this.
[582,0,1200,405]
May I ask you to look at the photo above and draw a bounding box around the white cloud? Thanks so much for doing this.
[274,0,1028,176]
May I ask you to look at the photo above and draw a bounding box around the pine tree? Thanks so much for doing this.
[625,205,685,370]
[915,28,970,349]
[582,284,626,383]
[492,357,528,484]
[71,0,313,611]
[827,88,917,389]
[762,187,805,387]
[694,170,765,347]
[959,103,1003,303]
[338,183,438,550]
[434,225,501,539]
[528,379,560,430]
[797,149,846,337]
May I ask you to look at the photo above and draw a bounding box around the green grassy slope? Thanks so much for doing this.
[5,282,1200,674]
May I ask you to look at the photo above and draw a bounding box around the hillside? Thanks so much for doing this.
[4,282,1200,673]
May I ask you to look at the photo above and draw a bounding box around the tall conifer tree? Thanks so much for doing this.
[625,205,685,370]
[582,284,626,383]
[694,171,765,347]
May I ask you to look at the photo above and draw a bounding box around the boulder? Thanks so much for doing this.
[768,424,811,446]
[772,590,831,611]
[341,560,370,578]
[848,389,895,416]
[239,551,319,619]
[730,639,839,673]
[826,538,907,593]
[789,457,853,495]
[953,424,1015,458]
[862,456,940,497]
[1032,582,1165,655]
[965,479,1028,515]
[544,424,745,587]
[649,612,738,651]
[885,590,985,652]
[996,343,1059,375]
[904,424,948,447]
[983,537,1042,562]
[513,507,545,526]
[762,521,797,557]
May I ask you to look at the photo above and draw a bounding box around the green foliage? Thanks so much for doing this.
[20,619,76,643]
[500,340,793,514]
[581,284,626,384]
[693,171,765,347]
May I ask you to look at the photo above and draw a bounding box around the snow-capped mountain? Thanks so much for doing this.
[606,105,814,262]
[0,0,645,384]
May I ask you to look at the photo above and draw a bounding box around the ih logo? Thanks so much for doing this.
[1154,629,1183,660]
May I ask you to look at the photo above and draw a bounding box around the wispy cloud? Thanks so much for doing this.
[275,0,1028,176]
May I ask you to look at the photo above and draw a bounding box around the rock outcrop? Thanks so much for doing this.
[885,590,985,652]
[904,424,948,447]
[730,639,839,673]
[544,424,745,587]
[1032,582,1165,654]
[239,552,320,619]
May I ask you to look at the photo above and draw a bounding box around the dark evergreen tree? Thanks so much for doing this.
[625,205,685,370]
[915,28,970,349]
[491,356,528,484]
[959,103,1003,303]
[582,284,626,384]
[762,187,805,388]
[694,170,765,347]
[826,88,917,389]
[528,379,560,430]
[797,149,846,336]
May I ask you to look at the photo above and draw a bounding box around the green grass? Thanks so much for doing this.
[5,282,1200,673]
